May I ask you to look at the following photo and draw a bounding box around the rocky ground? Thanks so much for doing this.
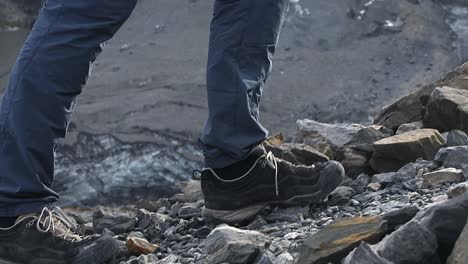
[1,1,468,263]
[2,0,468,206]
[43,63,468,264]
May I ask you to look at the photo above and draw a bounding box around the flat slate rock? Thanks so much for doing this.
[371,129,444,172]
[422,168,464,186]
[298,216,387,264]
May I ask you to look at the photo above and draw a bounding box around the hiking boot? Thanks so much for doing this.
[0,207,120,264]
[198,147,345,224]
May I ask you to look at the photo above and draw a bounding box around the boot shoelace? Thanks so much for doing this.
[33,207,82,242]
[193,151,279,197]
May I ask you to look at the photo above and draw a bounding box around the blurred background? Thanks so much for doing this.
[0,0,467,206]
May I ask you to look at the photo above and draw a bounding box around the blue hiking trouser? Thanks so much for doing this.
[0,0,289,217]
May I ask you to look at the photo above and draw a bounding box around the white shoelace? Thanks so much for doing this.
[203,151,280,197]
[35,207,81,242]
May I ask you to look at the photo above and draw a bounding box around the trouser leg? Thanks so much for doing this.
[201,0,290,168]
[0,0,137,217]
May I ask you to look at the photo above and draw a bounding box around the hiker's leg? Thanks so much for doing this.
[0,0,137,217]
[201,0,290,168]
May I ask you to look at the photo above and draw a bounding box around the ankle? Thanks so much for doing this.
[213,145,266,180]
[0,217,18,228]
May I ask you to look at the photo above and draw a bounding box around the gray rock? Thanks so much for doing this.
[374,221,438,264]
[446,221,468,264]
[343,243,391,264]
[422,168,464,186]
[381,206,419,231]
[374,63,468,131]
[274,252,294,264]
[370,129,444,172]
[171,180,203,203]
[177,204,201,219]
[424,86,468,134]
[193,226,212,239]
[156,255,178,264]
[255,251,276,264]
[328,186,355,205]
[446,130,468,146]
[336,147,371,179]
[347,173,371,193]
[92,210,136,234]
[448,182,468,199]
[125,254,159,264]
[295,119,366,158]
[372,172,396,186]
[203,225,269,264]
[266,206,309,223]
[435,146,468,178]
[395,121,423,135]
[416,193,468,260]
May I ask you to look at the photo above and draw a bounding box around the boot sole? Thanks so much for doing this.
[0,236,119,264]
[203,161,344,224]
[0,244,68,264]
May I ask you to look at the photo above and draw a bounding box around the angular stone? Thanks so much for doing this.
[416,194,468,260]
[328,186,355,206]
[447,130,468,147]
[422,168,464,186]
[372,172,396,186]
[156,255,178,264]
[203,225,269,264]
[263,142,329,166]
[171,180,203,203]
[374,62,468,130]
[298,216,388,264]
[370,129,444,172]
[381,206,419,230]
[275,252,294,264]
[395,121,423,135]
[424,87,468,133]
[336,147,371,179]
[448,182,468,199]
[126,237,159,255]
[375,221,438,264]
[343,243,391,264]
[374,87,432,131]
[125,254,158,264]
[93,210,136,234]
[266,206,310,223]
[435,146,468,175]
[367,182,382,191]
[295,120,367,158]
[347,173,371,193]
[446,221,468,264]
[177,204,201,219]
[255,250,276,264]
